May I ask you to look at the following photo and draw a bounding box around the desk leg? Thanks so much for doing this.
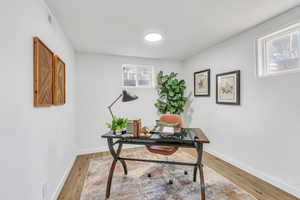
[193,166,197,182]
[199,164,205,200]
[195,142,205,200]
[120,159,128,175]
[106,139,127,199]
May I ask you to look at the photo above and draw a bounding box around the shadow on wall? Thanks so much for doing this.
[183,92,194,127]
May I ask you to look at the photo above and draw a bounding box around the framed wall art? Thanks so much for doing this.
[33,37,54,107]
[194,69,210,97]
[53,55,66,105]
[216,70,240,105]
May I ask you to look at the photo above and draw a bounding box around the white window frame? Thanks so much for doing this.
[256,22,300,78]
[121,64,155,88]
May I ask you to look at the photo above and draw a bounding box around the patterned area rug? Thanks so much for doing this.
[80,150,256,200]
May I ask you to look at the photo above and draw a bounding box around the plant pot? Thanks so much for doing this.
[112,129,125,135]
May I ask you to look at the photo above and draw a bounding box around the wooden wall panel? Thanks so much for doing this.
[53,55,66,105]
[33,37,54,106]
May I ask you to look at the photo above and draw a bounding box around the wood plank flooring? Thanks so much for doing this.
[58,147,299,200]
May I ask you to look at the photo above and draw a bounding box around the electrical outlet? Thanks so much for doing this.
[42,182,48,200]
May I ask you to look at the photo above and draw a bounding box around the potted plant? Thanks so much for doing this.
[107,117,128,134]
[155,71,187,114]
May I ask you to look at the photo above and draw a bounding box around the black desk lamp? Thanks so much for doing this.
[108,90,138,118]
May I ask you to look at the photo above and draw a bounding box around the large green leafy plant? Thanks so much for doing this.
[155,71,187,114]
[107,117,128,132]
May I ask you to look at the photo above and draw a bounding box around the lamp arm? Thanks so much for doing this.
[107,94,123,118]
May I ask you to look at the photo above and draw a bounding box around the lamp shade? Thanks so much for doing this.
[122,90,138,102]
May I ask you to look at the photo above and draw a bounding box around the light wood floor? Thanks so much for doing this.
[58,147,299,200]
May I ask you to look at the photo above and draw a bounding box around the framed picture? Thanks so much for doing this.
[216,70,240,105]
[53,55,66,105]
[33,37,54,107]
[194,69,210,97]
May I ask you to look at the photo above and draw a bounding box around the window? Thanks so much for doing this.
[257,23,300,77]
[122,64,154,88]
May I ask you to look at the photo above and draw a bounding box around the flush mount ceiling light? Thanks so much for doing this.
[144,33,162,42]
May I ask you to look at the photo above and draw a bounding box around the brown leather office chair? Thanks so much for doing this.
[146,114,187,184]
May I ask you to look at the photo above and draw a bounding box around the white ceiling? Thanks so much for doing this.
[45,0,300,60]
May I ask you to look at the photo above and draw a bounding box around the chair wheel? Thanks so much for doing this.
[168,180,173,185]
[184,170,188,175]
[148,173,151,178]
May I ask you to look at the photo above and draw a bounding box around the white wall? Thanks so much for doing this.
[0,0,77,199]
[76,53,183,153]
[183,6,300,197]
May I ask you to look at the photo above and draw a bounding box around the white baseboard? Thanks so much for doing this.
[206,149,300,198]
[51,154,77,200]
[77,147,108,155]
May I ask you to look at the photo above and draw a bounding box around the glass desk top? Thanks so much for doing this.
[102,128,209,144]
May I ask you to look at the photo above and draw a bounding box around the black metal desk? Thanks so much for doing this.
[102,128,210,200]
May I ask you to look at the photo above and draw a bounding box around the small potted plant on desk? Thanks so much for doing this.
[106,117,128,135]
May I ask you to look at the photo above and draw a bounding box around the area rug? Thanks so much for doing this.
[80,149,256,200]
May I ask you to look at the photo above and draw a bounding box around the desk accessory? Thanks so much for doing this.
[151,119,181,135]
[127,119,141,137]
[107,90,138,118]
[106,117,128,134]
